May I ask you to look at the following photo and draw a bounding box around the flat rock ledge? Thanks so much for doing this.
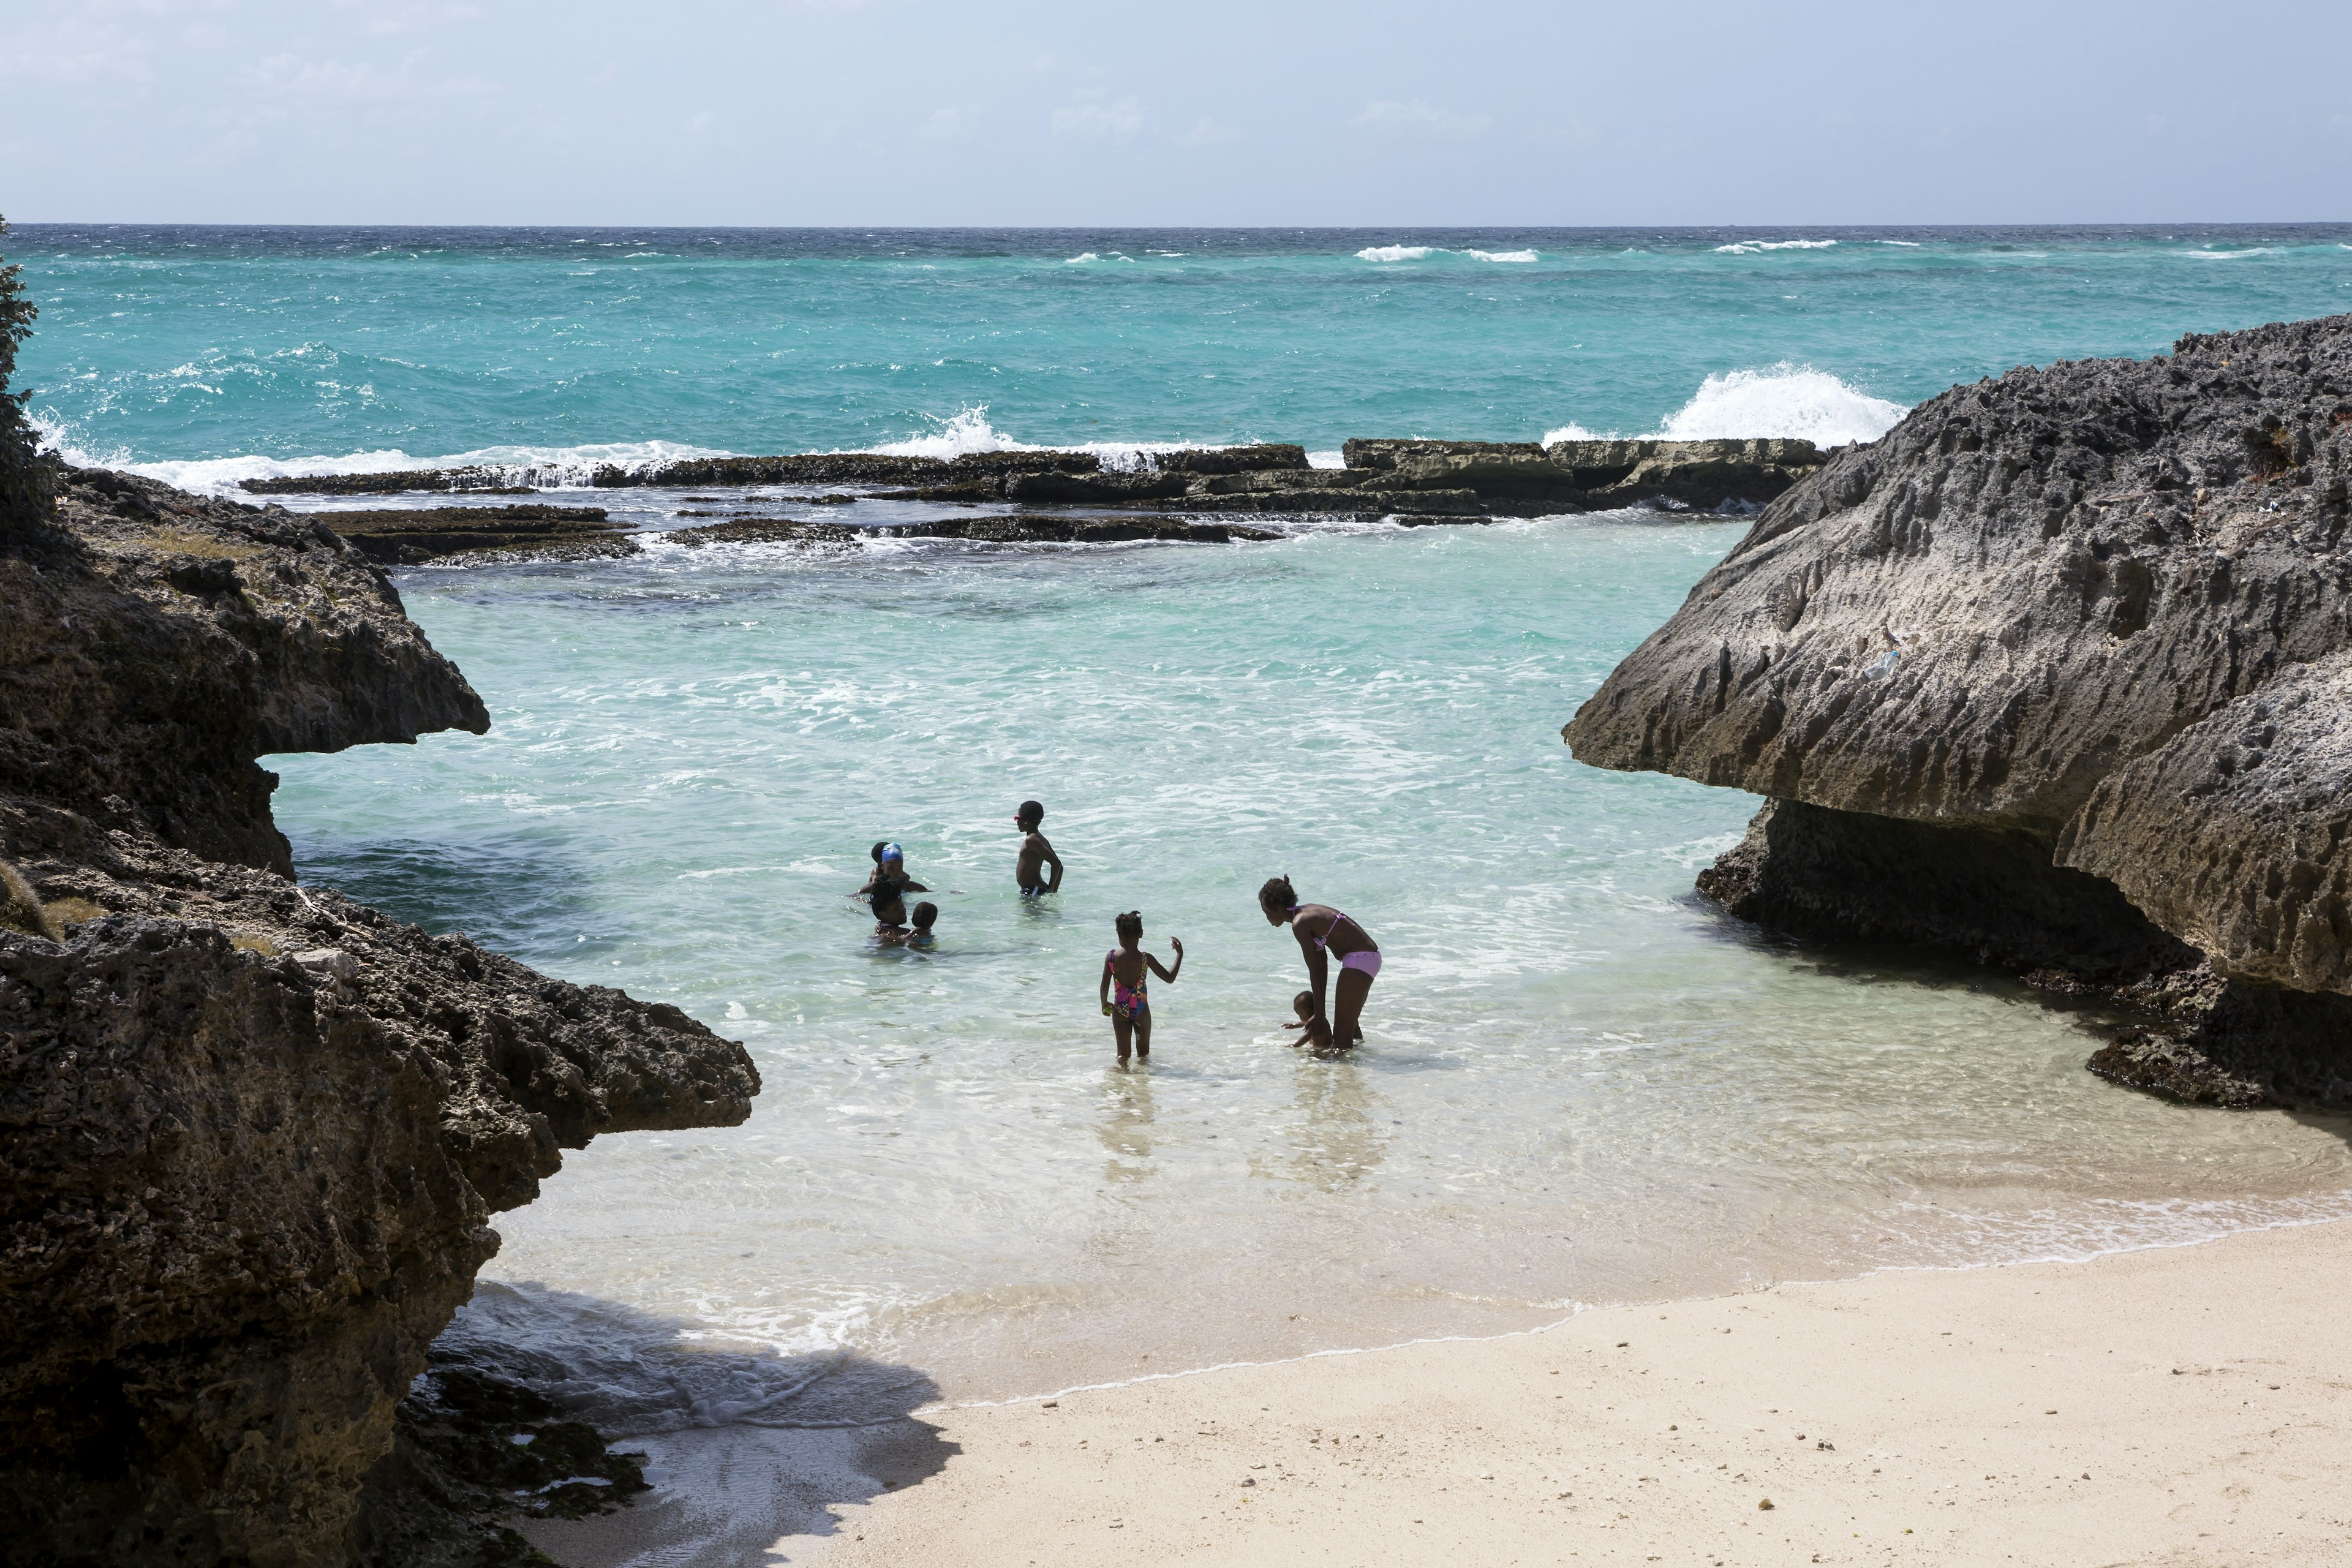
[1565,313,2352,1109]
[241,436,1828,522]
[1,467,760,1566]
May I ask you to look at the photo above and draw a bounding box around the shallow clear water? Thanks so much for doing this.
[28,223,2352,1427]
[271,518,2352,1412]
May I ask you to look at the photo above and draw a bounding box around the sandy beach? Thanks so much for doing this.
[537,1218,2352,1567]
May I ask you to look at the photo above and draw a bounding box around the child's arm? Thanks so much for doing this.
[1098,952,1113,1016]
[901,878,930,892]
[1038,834,1063,892]
[1145,937,1183,983]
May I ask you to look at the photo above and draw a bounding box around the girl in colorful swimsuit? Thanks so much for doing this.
[1099,910,1183,1068]
[1259,875,1380,1050]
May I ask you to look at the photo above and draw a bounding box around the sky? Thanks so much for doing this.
[6,0,2350,226]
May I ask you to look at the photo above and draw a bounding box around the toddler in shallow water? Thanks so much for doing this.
[1283,989,1333,1049]
[1099,910,1182,1066]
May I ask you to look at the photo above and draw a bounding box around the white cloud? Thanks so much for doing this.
[916,104,984,142]
[1052,91,1142,142]
[684,110,718,136]
[1175,117,1242,146]
[1353,99,1493,138]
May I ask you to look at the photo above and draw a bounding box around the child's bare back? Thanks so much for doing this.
[1013,799,1063,897]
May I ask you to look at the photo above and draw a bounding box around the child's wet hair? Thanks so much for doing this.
[873,889,907,922]
[1293,990,1315,1017]
[1258,875,1297,915]
[1115,910,1144,941]
[870,841,889,864]
[911,902,938,930]
[1017,799,1044,824]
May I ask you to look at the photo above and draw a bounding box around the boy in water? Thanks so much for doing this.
[872,886,911,941]
[1013,801,1063,898]
[1099,910,1182,1066]
[1281,989,1333,1049]
[905,902,939,949]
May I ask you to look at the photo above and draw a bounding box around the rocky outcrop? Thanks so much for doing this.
[667,515,1280,548]
[243,438,1823,521]
[1153,443,1309,475]
[240,449,1106,497]
[307,506,634,567]
[0,467,760,1564]
[1564,314,2352,1107]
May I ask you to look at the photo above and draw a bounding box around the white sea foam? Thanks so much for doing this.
[1355,244,1536,263]
[43,402,1242,496]
[40,429,738,499]
[1713,238,1839,255]
[2183,247,2278,260]
[1539,364,1907,449]
[1064,252,1098,264]
[1878,239,1923,247]
[862,404,1197,470]
[1306,450,1346,469]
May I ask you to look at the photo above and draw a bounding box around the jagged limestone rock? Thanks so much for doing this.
[0,467,760,1565]
[1564,314,2352,1105]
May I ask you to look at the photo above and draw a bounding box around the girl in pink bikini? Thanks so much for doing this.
[1099,910,1183,1068]
[1259,875,1380,1050]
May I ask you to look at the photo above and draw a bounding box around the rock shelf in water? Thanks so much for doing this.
[0,466,760,1564]
[1564,312,2352,1109]
[238,437,1829,518]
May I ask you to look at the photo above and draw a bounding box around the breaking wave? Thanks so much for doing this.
[1541,364,1907,449]
[1356,245,1537,263]
[1714,238,1839,255]
[39,406,1250,494]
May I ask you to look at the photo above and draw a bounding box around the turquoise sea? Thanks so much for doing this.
[16,227,2352,1478]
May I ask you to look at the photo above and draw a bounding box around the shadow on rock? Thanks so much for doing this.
[356,1281,956,1568]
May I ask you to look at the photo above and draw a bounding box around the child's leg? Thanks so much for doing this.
[1132,1008,1152,1060]
[1112,1012,1134,1065]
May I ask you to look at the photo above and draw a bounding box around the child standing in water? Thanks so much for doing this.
[1099,910,1182,1066]
[1014,801,1063,898]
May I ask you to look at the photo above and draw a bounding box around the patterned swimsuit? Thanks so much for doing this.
[1105,949,1148,1019]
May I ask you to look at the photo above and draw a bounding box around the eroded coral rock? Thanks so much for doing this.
[0,468,758,1564]
[1565,313,2352,1105]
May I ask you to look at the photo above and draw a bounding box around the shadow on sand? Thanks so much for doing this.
[423,1281,957,1567]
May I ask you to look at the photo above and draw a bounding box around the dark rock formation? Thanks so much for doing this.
[1003,469,1191,503]
[667,515,1280,548]
[1152,443,1310,475]
[1343,436,1826,511]
[1564,313,2352,1107]
[1544,437,1830,509]
[241,449,1103,498]
[309,506,632,567]
[239,439,1823,520]
[0,466,760,1564]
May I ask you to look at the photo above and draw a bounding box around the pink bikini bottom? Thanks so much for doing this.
[1338,949,1382,980]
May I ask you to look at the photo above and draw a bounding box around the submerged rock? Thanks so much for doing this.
[1564,313,2352,1106]
[0,467,759,1563]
